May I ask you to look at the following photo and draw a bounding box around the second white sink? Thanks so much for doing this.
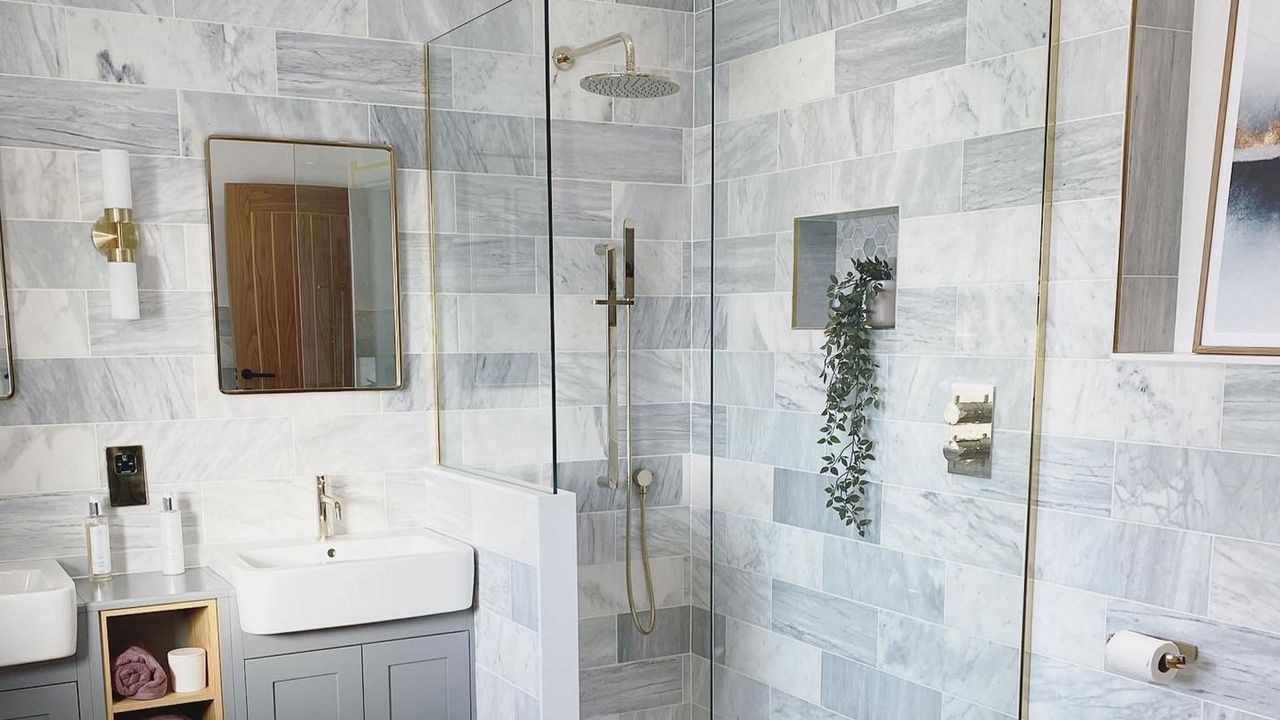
[0,559,77,668]
[211,530,475,635]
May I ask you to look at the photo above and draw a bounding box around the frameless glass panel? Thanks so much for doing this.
[0,219,12,400]
[429,0,556,491]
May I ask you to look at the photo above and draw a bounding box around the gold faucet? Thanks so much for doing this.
[316,475,343,541]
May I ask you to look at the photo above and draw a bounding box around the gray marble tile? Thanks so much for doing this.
[832,142,962,218]
[1045,280,1115,359]
[0,357,194,426]
[1115,276,1177,353]
[724,32,834,121]
[822,534,943,621]
[438,352,540,410]
[174,0,367,35]
[450,48,542,117]
[97,418,293,484]
[510,558,538,629]
[1114,443,1280,545]
[773,468,878,541]
[945,564,1023,647]
[882,355,1033,430]
[773,352,824,412]
[278,32,424,106]
[615,68,696,129]
[779,0,895,43]
[821,652,942,720]
[713,511,823,589]
[715,0,779,63]
[27,0,172,13]
[0,3,67,78]
[1049,198,1122,281]
[1058,28,1130,123]
[833,0,966,92]
[549,0,688,72]
[714,234,776,293]
[78,153,207,224]
[710,665,770,720]
[1211,538,1280,636]
[1035,509,1211,613]
[427,45,452,109]
[1135,0,1194,30]
[580,657,684,717]
[371,105,426,170]
[3,220,105,289]
[711,351,773,408]
[578,511,616,566]
[558,455,685,512]
[1108,600,1280,717]
[0,148,79,221]
[66,10,274,93]
[722,405,823,472]
[773,579,876,664]
[1035,435,1114,516]
[369,0,515,43]
[1054,114,1125,203]
[723,615,822,703]
[178,91,368,157]
[780,85,893,169]
[550,120,684,184]
[881,486,1026,575]
[455,174,549,235]
[432,111,544,176]
[728,165,831,236]
[617,607,691,662]
[551,179,612,239]
[962,127,1046,211]
[712,562,772,626]
[1221,367,1280,455]
[9,290,89,359]
[578,615,616,668]
[877,287,959,355]
[880,612,1020,715]
[955,284,1037,357]
[967,0,1050,61]
[87,291,213,356]
[1026,655,1200,720]
[632,296,692,350]
[0,75,179,153]
[615,183,691,241]
[629,403,691,456]
[1203,707,1268,720]
[616,506,689,561]
[1059,0,1129,40]
[770,690,848,720]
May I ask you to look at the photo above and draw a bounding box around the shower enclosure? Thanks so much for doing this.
[429,0,1057,716]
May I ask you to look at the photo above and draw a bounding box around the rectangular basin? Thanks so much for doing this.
[211,530,475,635]
[0,560,77,668]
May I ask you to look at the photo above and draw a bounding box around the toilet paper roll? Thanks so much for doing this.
[1105,630,1181,684]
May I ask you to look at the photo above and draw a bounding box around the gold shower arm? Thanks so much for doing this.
[554,32,637,72]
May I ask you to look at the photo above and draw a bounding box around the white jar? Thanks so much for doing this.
[168,647,207,693]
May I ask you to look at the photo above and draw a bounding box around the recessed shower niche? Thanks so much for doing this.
[791,207,899,329]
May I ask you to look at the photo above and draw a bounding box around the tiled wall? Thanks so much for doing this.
[1032,1,1280,718]
[702,0,1050,718]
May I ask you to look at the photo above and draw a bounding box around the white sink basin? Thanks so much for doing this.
[211,530,475,635]
[0,560,77,667]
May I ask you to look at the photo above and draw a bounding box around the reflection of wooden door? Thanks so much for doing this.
[225,184,354,391]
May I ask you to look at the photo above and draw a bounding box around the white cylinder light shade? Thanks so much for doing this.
[100,149,133,209]
[109,261,140,320]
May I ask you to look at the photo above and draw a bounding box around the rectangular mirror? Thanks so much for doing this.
[206,137,402,393]
[0,218,12,400]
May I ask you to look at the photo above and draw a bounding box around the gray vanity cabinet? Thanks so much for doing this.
[0,683,80,720]
[362,633,472,720]
[245,646,365,720]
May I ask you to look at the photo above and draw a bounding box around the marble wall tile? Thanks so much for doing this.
[878,612,1020,715]
[549,0,688,71]
[714,0,779,63]
[779,85,893,169]
[961,127,1046,211]
[709,664,770,720]
[0,425,98,495]
[895,48,1047,149]
[550,120,684,184]
[616,607,691,662]
[1057,28,1129,123]
[710,458,773,520]
[294,412,434,474]
[714,113,779,180]
[955,284,1037,357]
[475,668,539,720]
[1034,435,1114,517]
[944,564,1022,647]
[87,291,213,356]
[881,486,1026,575]
[713,511,822,589]
[432,111,544,176]
[178,91,369,157]
[579,658,684,717]
[1059,0,1128,40]
[1210,538,1280,636]
[1049,198,1122,282]
[711,351,773,408]
[713,561,772,626]
[455,174,550,235]
[632,296,693,350]
[629,403,692,456]
[727,165,831,235]
[476,609,541,695]
[451,48,543,117]
[31,0,173,14]
[897,206,1042,287]
[773,352,824,412]
[78,153,207,224]
[0,148,78,221]
[0,357,194,425]
[578,615,616,668]
[1053,114,1125,203]
[723,616,822,703]
[821,653,942,720]
[66,11,274,93]
[614,183,691,240]
[881,355,1033,430]
[725,32,835,121]
[1040,359,1223,446]
[966,0,1050,61]
[770,690,849,720]
[372,105,427,169]
[832,142,963,218]
[1204,707,1269,720]
[779,0,895,43]
[713,235,775,294]
[438,353,540,410]
[833,0,966,92]
[1107,600,1280,717]
[1221,368,1280,455]
[1113,444,1280,545]
[1028,581,1107,669]
[9,290,89,359]
[617,68,696,128]
[277,32,424,106]
[823,534,944,621]
[0,75,179,153]
[1026,654,1200,720]
[98,418,293,484]
[615,505,689,561]
[0,2,67,78]
[551,179,612,239]
[772,467,876,541]
[1034,509,1211,613]
[1045,280,1116,359]
[578,555,687,617]
[369,0,516,43]
[772,579,877,664]
[723,405,823,471]
[174,0,367,34]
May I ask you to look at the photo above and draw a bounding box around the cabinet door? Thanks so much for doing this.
[362,633,472,720]
[0,683,79,720]
[245,646,364,720]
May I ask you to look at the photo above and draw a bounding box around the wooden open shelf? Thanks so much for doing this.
[99,599,223,720]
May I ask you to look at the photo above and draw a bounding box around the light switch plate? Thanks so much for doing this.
[106,445,148,507]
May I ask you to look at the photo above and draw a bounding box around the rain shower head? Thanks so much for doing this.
[553,32,681,98]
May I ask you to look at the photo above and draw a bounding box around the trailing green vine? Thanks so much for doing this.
[819,257,892,536]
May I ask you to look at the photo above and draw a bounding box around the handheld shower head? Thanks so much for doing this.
[554,32,681,99]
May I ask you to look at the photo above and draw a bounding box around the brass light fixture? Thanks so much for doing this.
[92,149,140,320]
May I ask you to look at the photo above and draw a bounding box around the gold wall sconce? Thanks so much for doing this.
[91,149,140,320]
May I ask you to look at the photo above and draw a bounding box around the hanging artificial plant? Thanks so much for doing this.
[819,256,892,536]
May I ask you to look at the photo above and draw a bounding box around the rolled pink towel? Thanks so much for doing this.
[113,645,169,700]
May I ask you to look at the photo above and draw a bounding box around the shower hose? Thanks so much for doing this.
[624,302,658,636]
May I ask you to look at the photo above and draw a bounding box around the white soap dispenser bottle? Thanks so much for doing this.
[159,493,186,576]
[85,496,112,582]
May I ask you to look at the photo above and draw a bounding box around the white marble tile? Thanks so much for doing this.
[881,486,1026,575]
[0,3,67,78]
[476,609,541,696]
[277,32,424,106]
[713,293,822,352]
[293,412,434,474]
[945,564,1023,647]
[87,291,214,356]
[725,32,835,122]
[723,616,822,703]
[174,0,368,35]
[320,473,387,534]
[1040,359,1223,446]
[78,153,207,224]
[713,512,822,589]
[966,0,1050,61]
[452,48,544,117]
[0,75,180,154]
[97,417,294,484]
[0,148,78,221]
[178,91,369,157]
[1045,280,1115,359]
[0,424,98,495]
[549,0,688,72]
[1028,581,1107,669]
[878,612,1020,715]
[66,10,275,93]
[710,457,773,520]
[727,165,831,236]
[1210,538,1280,636]
[10,290,90,359]
[894,48,1047,149]
[1056,28,1129,122]
[831,142,963,219]
[0,357,195,425]
[470,480,541,566]
[779,85,893,168]
[898,206,1042,287]
[201,477,314,545]
[881,355,1034,430]
[955,284,1037,358]
[578,556,686,617]
[1026,654,1199,720]
[1048,198,1122,282]
[1059,0,1129,40]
